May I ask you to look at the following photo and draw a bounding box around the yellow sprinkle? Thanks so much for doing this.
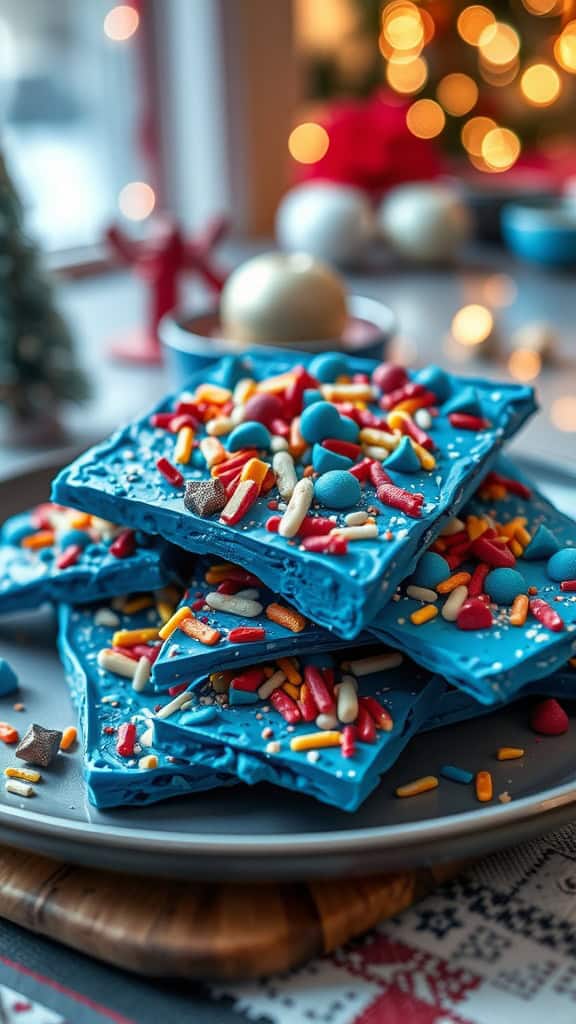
[475,770,493,802]
[174,425,194,464]
[410,604,438,626]
[257,371,297,395]
[515,525,532,547]
[321,383,374,403]
[396,775,439,798]
[59,727,77,751]
[233,378,257,404]
[359,428,399,451]
[139,755,158,770]
[290,731,342,752]
[4,767,41,783]
[112,627,161,647]
[155,600,175,624]
[410,440,436,471]
[194,383,231,404]
[466,516,488,541]
[276,658,302,685]
[499,516,527,539]
[496,746,525,761]
[283,682,300,701]
[158,606,192,641]
[121,595,155,614]
[69,512,91,529]
[509,539,523,558]
[240,457,270,491]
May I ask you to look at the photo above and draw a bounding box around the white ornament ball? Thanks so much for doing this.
[378,183,471,262]
[276,182,374,266]
[220,251,348,345]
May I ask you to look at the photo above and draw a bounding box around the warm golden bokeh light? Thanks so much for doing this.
[478,22,520,66]
[551,396,576,432]
[103,5,139,41]
[382,2,424,51]
[483,274,518,307]
[461,116,497,156]
[406,98,445,138]
[118,182,156,220]
[555,21,576,74]
[479,57,520,86]
[481,127,521,171]
[288,123,330,163]
[451,305,494,346]
[508,349,542,382]
[521,63,561,106]
[386,55,428,94]
[420,9,436,45]
[522,0,561,13]
[437,73,479,116]
[457,5,495,46]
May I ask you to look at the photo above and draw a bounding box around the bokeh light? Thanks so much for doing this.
[481,127,521,171]
[288,122,330,163]
[461,116,497,156]
[479,57,520,86]
[437,73,479,116]
[522,0,561,14]
[478,22,520,67]
[386,55,428,94]
[406,98,446,138]
[103,5,139,41]
[382,2,424,51]
[520,63,561,106]
[555,21,576,74]
[118,182,156,220]
[551,397,576,432]
[457,5,495,46]
[451,304,494,346]
[482,274,518,307]
[508,349,542,382]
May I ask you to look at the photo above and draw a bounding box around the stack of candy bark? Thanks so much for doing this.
[4,349,576,812]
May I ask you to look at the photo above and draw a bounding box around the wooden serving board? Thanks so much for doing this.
[0,845,461,979]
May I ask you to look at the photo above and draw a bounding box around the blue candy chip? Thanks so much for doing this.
[416,365,451,403]
[332,415,359,443]
[443,386,482,418]
[309,352,349,383]
[0,659,18,696]
[228,421,271,452]
[58,528,91,551]
[412,552,450,590]
[524,524,560,562]
[547,547,576,583]
[485,568,527,606]
[314,470,361,510]
[385,436,420,474]
[312,444,354,476]
[300,402,341,444]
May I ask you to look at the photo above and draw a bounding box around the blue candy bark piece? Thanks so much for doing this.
[152,651,444,812]
[51,351,536,640]
[0,505,184,616]
[370,457,576,705]
[385,436,420,474]
[524,524,560,561]
[0,659,18,696]
[57,602,232,809]
[415,365,451,403]
[312,444,354,475]
[443,386,482,417]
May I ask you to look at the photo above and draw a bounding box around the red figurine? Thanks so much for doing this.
[106,215,228,364]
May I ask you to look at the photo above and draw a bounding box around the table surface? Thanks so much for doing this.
[1,242,575,480]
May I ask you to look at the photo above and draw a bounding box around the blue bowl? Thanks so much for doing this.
[159,295,396,383]
[502,202,576,267]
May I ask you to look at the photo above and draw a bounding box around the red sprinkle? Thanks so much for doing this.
[301,535,348,555]
[109,528,136,559]
[168,681,189,697]
[457,597,493,630]
[471,536,516,568]
[322,439,362,460]
[169,413,199,433]
[377,482,424,518]
[298,685,318,723]
[349,458,374,482]
[112,645,139,662]
[356,704,377,743]
[530,698,569,736]
[220,479,259,525]
[156,457,184,488]
[560,580,576,592]
[56,544,82,570]
[116,722,136,757]
[103,726,115,735]
[228,626,266,643]
[449,413,490,431]
[397,416,435,452]
[230,668,266,693]
[529,598,564,632]
[270,418,290,438]
[484,471,532,500]
[341,724,357,758]
[468,562,490,597]
[270,688,301,724]
[359,696,394,732]
[379,381,426,411]
[304,665,335,715]
[267,514,335,538]
[134,644,160,664]
[150,412,174,430]
[174,399,204,418]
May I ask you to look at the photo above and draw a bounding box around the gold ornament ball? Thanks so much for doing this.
[220,252,348,346]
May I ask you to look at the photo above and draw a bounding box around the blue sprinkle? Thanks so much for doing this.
[440,764,473,784]
[485,568,527,606]
[443,385,482,417]
[309,352,349,383]
[58,528,92,551]
[314,470,361,510]
[0,659,18,697]
[228,421,271,452]
[547,547,576,583]
[524,525,560,562]
[300,402,341,444]
[180,705,219,724]
[312,444,354,475]
[416,365,451,402]
[411,552,450,590]
[385,436,420,474]
[229,687,259,705]
[1,513,35,546]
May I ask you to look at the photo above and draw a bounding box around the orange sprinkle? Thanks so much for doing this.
[393,395,433,415]
[466,516,488,541]
[69,513,91,529]
[303,465,315,478]
[436,571,471,594]
[496,746,524,761]
[179,616,221,647]
[516,525,532,547]
[194,383,231,404]
[396,775,439,798]
[289,418,307,459]
[21,530,54,550]
[475,770,493,803]
[266,603,307,633]
[283,681,300,701]
[410,605,438,626]
[0,723,19,745]
[509,593,529,626]
[257,371,296,395]
[240,458,270,492]
[276,658,302,685]
[60,726,77,751]
[528,585,538,596]
[509,539,523,558]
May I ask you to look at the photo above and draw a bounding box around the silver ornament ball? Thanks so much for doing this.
[276,182,374,267]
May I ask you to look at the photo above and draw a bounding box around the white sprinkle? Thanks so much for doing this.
[306,751,320,764]
[348,652,403,676]
[5,780,34,798]
[414,409,432,430]
[132,656,151,693]
[93,608,120,628]
[266,741,281,754]
[331,523,379,542]
[205,592,263,618]
[406,585,438,603]
[345,510,369,527]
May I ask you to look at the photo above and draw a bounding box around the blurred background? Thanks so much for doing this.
[1,0,576,473]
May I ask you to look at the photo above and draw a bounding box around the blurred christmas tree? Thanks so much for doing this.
[0,154,89,425]
[298,0,576,175]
